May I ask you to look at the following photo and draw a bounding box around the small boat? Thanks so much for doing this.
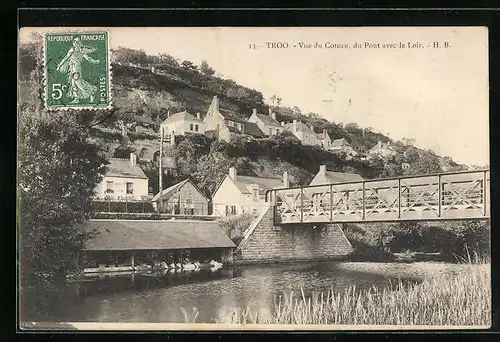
[168,263,176,269]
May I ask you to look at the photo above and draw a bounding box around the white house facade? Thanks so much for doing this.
[94,153,149,201]
[160,111,206,139]
[212,167,289,217]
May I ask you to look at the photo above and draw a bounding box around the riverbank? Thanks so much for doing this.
[225,262,490,326]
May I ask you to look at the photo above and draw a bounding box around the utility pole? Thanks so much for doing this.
[158,126,164,213]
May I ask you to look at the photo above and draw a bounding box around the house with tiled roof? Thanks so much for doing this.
[160,111,206,142]
[212,167,290,217]
[94,153,150,201]
[203,96,247,142]
[152,178,209,215]
[281,119,320,146]
[329,138,358,158]
[368,140,395,159]
[247,108,283,137]
[309,165,364,186]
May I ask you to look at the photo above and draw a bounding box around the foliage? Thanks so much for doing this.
[226,263,490,326]
[18,111,106,281]
[19,37,107,281]
[200,60,215,76]
[217,213,255,245]
[343,220,490,261]
[404,149,442,176]
[192,144,236,196]
[174,134,214,177]
[113,144,136,158]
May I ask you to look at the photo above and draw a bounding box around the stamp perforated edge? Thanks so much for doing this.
[43,30,113,111]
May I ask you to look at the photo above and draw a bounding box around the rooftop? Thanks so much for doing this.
[81,220,236,251]
[104,158,148,179]
[324,171,364,183]
[220,109,247,124]
[161,111,203,125]
[232,175,284,194]
[243,122,266,138]
[152,179,206,202]
[330,138,350,148]
[283,121,316,134]
[254,113,281,128]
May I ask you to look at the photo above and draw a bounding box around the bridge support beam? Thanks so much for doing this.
[235,206,354,264]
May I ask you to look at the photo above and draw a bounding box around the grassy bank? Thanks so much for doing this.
[225,263,490,326]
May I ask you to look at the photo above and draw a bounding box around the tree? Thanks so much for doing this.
[291,106,302,116]
[200,60,216,76]
[405,149,442,176]
[193,147,236,196]
[181,60,198,72]
[19,111,106,281]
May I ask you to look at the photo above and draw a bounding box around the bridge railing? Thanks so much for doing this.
[266,169,490,224]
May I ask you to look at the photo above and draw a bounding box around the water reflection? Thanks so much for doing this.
[21,261,431,324]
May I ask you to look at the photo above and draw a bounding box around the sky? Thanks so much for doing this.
[19,27,490,166]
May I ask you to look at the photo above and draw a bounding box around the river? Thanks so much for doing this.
[20,261,469,324]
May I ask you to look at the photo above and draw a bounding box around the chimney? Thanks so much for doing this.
[130,153,137,166]
[253,108,257,116]
[170,130,175,146]
[280,121,285,127]
[271,111,276,120]
[378,140,382,147]
[229,167,237,180]
[167,110,170,118]
[269,108,272,115]
[323,129,327,138]
[319,164,327,175]
[310,124,314,132]
[293,119,297,132]
[196,112,201,120]
[283,171,290,188]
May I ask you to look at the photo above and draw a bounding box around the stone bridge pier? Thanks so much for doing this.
[235,206,353,264]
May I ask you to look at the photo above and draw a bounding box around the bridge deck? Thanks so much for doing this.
[268,170,490,224]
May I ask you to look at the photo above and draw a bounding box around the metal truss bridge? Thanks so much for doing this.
[266,170,490,225]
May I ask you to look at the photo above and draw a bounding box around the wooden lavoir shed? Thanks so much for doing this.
[80,220,235,272]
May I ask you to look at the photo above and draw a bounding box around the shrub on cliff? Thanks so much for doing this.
[218,213,255,245]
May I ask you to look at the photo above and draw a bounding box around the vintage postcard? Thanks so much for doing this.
[17,26,490,330]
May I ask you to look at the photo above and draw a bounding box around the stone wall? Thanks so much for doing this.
[236,206,353,263]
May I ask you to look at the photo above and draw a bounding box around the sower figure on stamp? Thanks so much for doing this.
[56,37,100,104]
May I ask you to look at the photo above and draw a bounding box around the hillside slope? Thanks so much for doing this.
[18,42,471,195]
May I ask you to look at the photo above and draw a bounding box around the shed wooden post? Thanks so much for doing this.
[130,252,135,268]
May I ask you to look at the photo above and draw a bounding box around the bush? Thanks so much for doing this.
[217,213,255,245]
[343,220,490,262]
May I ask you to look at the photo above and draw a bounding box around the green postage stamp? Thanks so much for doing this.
[44,31,111,110]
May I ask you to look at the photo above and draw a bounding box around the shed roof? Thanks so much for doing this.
[152,179,207,202]
[82,220,236,251]
[105,158,148,179]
